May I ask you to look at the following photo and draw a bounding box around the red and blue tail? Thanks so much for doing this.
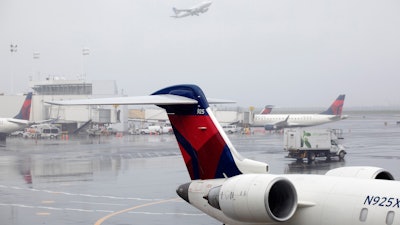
[260,105,274,114]
[13,92,32,120]
[152,85,268,180]
[320,94,345,116]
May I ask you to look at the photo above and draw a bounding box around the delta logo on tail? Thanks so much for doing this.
[252,94,347,130]
[48,85,399,225]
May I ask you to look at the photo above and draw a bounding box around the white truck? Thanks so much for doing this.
[283,128,346,162]
[129,124,173,135]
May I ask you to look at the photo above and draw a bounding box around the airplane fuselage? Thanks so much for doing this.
[252,114,340,129]
[0,118,28,134]
[181,174,400,225]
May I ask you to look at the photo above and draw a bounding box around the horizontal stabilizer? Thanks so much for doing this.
[46,94,234,106]
[7,118,30,125]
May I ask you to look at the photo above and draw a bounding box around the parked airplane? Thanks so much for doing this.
[252,95,347,130]
[0,93,58,143]
[48,85,399,225]
[171,1,212,18]
[0,93,32,142]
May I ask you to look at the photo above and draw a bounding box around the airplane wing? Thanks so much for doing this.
[29,117,60,126]
[171,12,192,18]
[264,115,291,130]
[274,115,290,127]
[45,95,234,106]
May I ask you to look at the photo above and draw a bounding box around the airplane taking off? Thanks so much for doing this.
[0,93,32,142]
[252,95,347,130]
[48,85,400,225]
[171,1,212,18]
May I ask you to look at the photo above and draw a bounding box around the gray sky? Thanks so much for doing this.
[1,0,399,108]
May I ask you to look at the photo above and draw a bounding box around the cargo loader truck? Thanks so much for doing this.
[283,128,346,162]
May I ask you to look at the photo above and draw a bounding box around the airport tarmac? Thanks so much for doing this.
[0,112,399,225]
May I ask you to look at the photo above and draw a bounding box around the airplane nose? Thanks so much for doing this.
[176,182,191,203]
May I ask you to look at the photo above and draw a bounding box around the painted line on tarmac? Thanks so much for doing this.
[94,198,180,225]
[0,201,204,217]
[127,211,205,216]
[0,184,162,201]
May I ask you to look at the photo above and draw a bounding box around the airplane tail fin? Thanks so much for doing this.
[320,94,345,115]
[172,7,180,15]
[260,105,274,114]
[152,84,268,180]
[13,92,32,120]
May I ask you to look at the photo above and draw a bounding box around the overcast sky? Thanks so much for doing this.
[1,0,399,108]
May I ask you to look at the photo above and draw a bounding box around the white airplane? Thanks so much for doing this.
[0,93,32,142]
[47,84,400,225]
[252,95,347,130]
[171,1,212,18]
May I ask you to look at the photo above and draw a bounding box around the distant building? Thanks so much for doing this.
[0,78,244,134]
[28,77,127,133]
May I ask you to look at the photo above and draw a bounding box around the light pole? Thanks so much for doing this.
[33,51,40,81]
[10,44,18,94]
[81,47,90,81]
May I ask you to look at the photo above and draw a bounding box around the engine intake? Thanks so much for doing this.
[205,174,297,223]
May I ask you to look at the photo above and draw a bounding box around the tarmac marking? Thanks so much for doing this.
[41,200,55,204]
[0,185,162,201]
[70,201,127,206]
[127,211,205,216]
[93,198,179,225]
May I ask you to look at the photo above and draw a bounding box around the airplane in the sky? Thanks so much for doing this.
[0,92,32,142]
[47,84,400,225]
[171,1,212,18]
[252,95,347,130]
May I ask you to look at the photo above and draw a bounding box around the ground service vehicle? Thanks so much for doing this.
[283,128,346,162]
[222,125,239,134]
[40,127,61,139]
[139,125,161,134]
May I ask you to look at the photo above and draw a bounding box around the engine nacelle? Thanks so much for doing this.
[326,166,394,180]
[264,125,277,130]
[206,174,297,223]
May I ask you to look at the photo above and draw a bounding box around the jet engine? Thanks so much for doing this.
[264,125,278,130]
[326,166,394,180]
[205,174,297,223]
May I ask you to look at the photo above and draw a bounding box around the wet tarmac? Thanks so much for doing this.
[0,112,399,225]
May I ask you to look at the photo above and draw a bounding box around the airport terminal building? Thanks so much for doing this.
[0,78,245,134]
[0,78,128,134]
